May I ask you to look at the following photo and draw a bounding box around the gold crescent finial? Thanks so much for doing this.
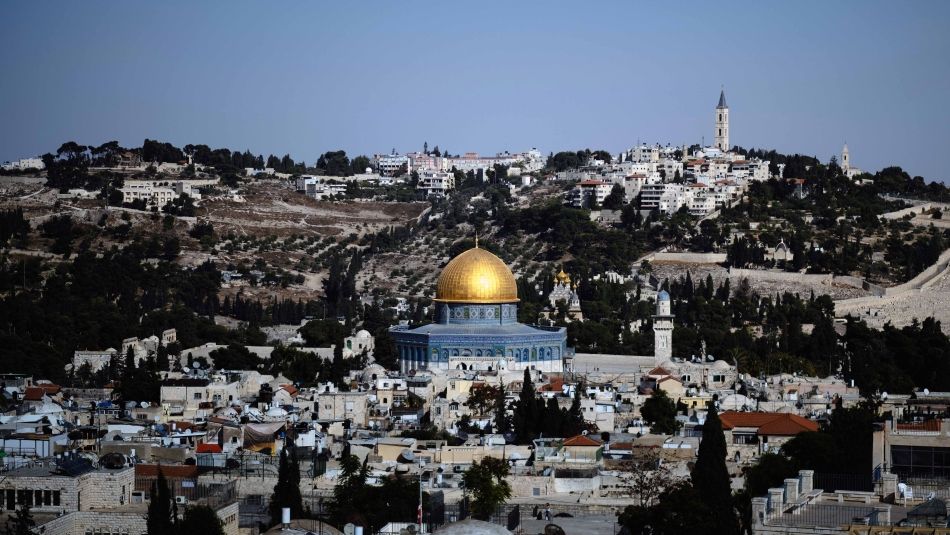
[474,231,479,248]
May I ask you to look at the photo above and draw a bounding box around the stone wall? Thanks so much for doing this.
[509,475,554,498]
[216,501,241,535]
[727,268,832,284]
[33,510,147,535]
[0,474,79,512]
[649,252,728,264]
[883,247,950,296]
[553,474,601,493]
[882,203,932,220]
[81,468,135,510]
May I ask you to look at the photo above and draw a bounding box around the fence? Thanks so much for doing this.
[813,472,874,493]
[239,492,332,528]
[899,476,950,499]
[135,476,236,509]
[769,504,886,528]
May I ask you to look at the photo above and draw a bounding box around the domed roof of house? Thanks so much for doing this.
[361,363,387,383]
[657,290,670,301]
[355,329,372,339]
[435,246,519,304]
[434,519,513,535]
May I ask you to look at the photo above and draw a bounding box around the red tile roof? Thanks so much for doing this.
[196,443,222,453]
[719,411,818,436]
[23,387,46,401]
[648,367,672,376]
[563,435,602,447]
[280,384,298,396]
[579,179,608,186]
[539,378,566,392]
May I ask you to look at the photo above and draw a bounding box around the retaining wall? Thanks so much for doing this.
[649,252,727,263]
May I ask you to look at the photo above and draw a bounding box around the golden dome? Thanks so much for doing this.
[555,268,571,285]
[435,246,519,303]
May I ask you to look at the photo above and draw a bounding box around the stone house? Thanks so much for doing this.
[0,463,134,513]
[718,411,818,463]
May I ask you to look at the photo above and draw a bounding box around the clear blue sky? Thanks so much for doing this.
[2,1,948,180]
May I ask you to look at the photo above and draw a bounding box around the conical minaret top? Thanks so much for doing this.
[717,88,728,109]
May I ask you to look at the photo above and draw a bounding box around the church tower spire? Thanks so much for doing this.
[841,143,851,175]
[715,88,730,152]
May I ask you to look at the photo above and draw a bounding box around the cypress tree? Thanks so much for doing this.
[270,447,304,526]
[147,467,174,534]
[691,403,739,535]
[513,368,537,444]
[493,381,510,434]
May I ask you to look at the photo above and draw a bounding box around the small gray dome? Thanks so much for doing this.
[657,290,670,301]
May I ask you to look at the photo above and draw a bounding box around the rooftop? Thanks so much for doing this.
[719,411,818,435]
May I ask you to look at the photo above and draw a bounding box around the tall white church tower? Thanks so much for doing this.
[841,144,851,175]
[715,89,729,152]
[653,290,674,360]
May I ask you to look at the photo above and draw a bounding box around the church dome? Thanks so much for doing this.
[435,246,519,304]
[555,268,571,285]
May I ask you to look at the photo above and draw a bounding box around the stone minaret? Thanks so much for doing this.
[653,290,674,360]
[841,143,851,175]
[715,89,729,152]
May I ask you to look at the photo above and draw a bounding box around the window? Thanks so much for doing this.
[712,374,726,383]
[193,392,202,400]
[733,433,759,445]
[6,489,14,510]
[53,490,60,506]
[44,490,51,506]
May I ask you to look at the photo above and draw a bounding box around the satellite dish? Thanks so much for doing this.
[881,392,888,400]
[343,524,356,535]
[924,388,930,395]
[193,361,202,369]
[139,401,149,408]
[182,367,191,374]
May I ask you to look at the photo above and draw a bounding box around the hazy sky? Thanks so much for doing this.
[2,1,948,180]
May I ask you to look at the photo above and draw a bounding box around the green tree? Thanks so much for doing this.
[462,457,512,521]
[147,467,175,535]
[269,447,303,526]
[691,404,739,535]
[512,368,537,444]
[640,389,681,435]
[602,184,625,210]
[179,505,225,535]
[493,380,510,434]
